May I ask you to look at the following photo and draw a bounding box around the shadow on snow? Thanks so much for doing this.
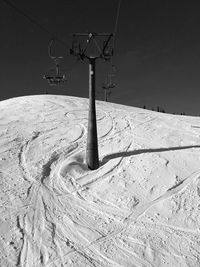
[101,145,200,165]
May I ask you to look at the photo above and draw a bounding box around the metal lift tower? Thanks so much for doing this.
[70,32,114,170]
[102,73,115,102]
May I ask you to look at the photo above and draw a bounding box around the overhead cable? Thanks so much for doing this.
[113,0,121,49]
[1,0,67,46]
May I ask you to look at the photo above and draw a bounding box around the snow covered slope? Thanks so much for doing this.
[1,95,200,267]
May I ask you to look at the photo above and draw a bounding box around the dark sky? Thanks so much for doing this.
[1,0,200,115]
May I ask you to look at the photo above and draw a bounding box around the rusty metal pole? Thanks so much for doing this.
[86,57,99,170]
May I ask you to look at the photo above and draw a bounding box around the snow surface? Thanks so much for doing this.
[1,94,200,267]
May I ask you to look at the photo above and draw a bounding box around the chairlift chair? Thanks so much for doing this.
[43,64,67,86]
[43,74,67,86]
[43,39,67,85]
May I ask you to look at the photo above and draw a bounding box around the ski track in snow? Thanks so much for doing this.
[0,95,200,267]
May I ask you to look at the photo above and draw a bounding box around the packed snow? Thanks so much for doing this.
[0,95,200,267]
